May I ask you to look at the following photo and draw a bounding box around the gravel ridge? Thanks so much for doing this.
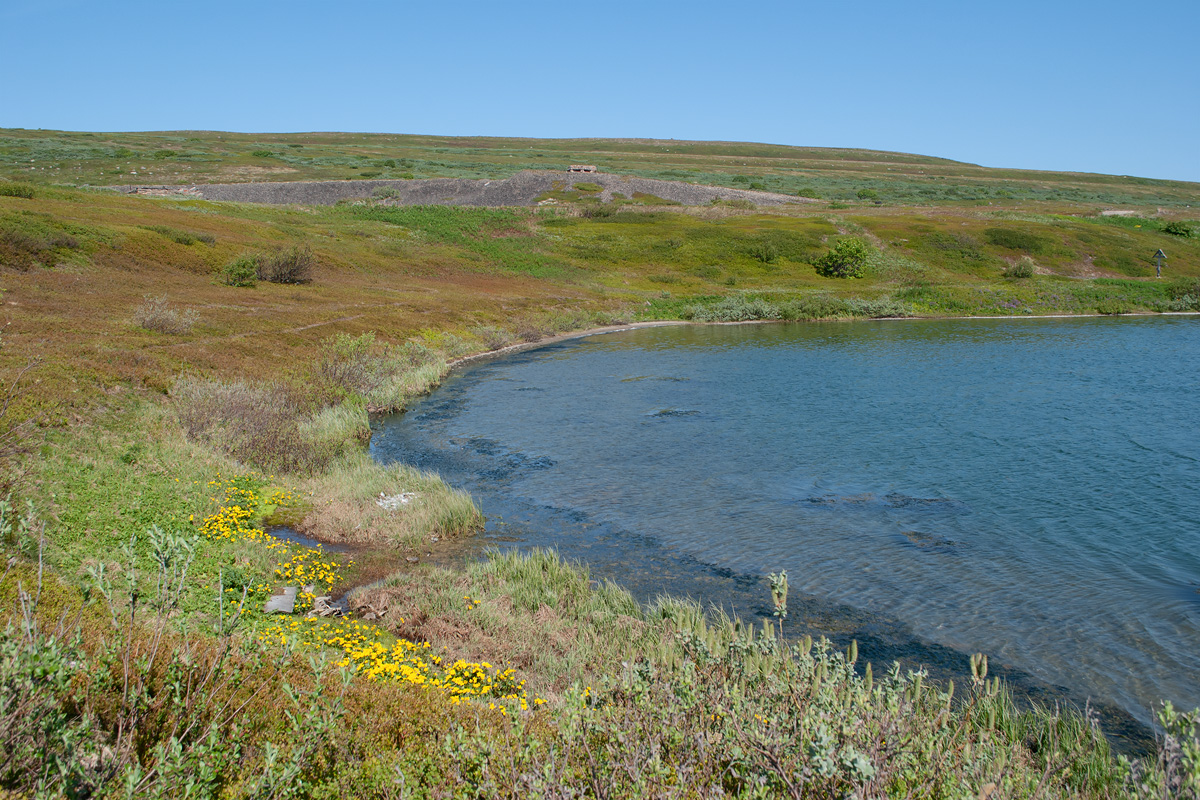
[108,170,811,208]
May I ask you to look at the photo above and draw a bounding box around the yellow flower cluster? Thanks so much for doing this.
[255,615,540,711]
[198,476,289,544]
[199,476,350,612]
[275,547,345,612]
[198,475,539,713]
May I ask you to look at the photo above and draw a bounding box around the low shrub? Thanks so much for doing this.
[1166,277,1200,311]
[856,188,879,200]
[691,295,781,322]
[257,245,315,284]
[142,225,214,246]
[1163,220,1196,238]
[1096,299,1132,315]
[174,378,343,473]
[372,186,400,199]
[749,238,778,264]
[580,204,618,219]
[985,226,1050,254]
[1005,256,1037,278]
[473,325,514,351]
[573,182,602,193]
[845,297,911,318]
[220,255,258,287]
[515,321,544,342]
[251,149,274,158]
[814,237,870,279]
[780,295,853,320]
[314,332,447,412]
[0,183,35,199]
[133,295,197,334]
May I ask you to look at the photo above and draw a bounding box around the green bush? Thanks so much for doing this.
[814,237,870,279]
[573,182,602,193]
[1163,220,1196,238]
[690,295,781,322]
[221,256,259,287]
[1004,257,1036,279]
[856,188,879,200]
[749,238,778,264]
[779,295,853,319]
[1096,299,1131,315]
[251,150,274,158]
[0,183,35,199]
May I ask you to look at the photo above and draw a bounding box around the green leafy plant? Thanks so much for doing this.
[814,237,870,278]
[1163,220,1196,238]
[220,256,258,287]
[749,238,778,264]
[0,183,35,199]
[1005,256,1036,278]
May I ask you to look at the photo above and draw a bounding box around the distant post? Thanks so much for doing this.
[1154,248,1167,278]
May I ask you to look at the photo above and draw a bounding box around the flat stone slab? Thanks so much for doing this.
[264,586,298,614]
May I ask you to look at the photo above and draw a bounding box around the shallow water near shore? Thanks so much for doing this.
[372,316,1200,743]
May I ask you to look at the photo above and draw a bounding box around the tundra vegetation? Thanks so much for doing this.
[1,129,1198,797]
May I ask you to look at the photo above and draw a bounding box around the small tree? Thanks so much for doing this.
[814,237,870,279]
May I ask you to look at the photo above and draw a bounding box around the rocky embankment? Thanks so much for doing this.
[110,170,808,208]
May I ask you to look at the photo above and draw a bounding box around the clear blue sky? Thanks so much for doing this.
[4,0,1197,182]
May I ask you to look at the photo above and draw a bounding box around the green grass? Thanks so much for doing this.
[4,128,1197,207]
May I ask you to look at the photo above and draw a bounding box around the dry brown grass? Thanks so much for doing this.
[132,295,198,334]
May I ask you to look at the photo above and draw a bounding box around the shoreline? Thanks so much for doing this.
[443,310,1200,373]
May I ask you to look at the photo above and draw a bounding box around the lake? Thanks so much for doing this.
[371,316,1200,737]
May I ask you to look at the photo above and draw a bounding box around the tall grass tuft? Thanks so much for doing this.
[133,296,197,334]
[298,451,483,547]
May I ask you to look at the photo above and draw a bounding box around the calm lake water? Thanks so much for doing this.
[372,316,1200,734]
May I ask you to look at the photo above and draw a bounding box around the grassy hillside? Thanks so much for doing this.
[5,128,1200,206]
[1,132,1199,798]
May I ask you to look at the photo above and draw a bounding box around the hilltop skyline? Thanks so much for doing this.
[3,0,1197,183]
